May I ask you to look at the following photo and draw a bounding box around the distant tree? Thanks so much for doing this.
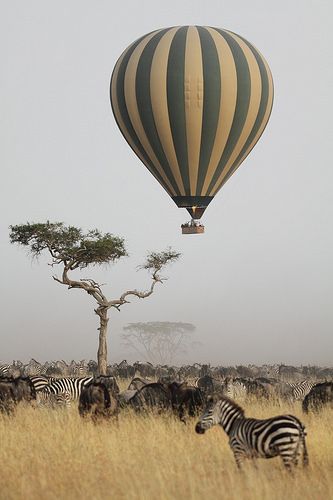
[9,222,180,374]
[122,321,196,365]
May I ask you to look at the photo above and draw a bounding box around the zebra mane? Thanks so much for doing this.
[220,396,245,417]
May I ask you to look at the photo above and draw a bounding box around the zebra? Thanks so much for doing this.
[195,396,308,471]
[0,365,11,378]
[286,380,317,401]
[224,378,247,400]
[43,377,93,402]
[29,375,52,392]
[36,389,72,408]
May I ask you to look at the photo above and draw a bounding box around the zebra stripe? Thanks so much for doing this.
[37,390,72,408]
[225,379,247,400]
[29,375,51,392]
[195,397,308,470]
[287,380,317,400]
[110,25,273,215]
[0,365,11,377]
[44,377,93,401]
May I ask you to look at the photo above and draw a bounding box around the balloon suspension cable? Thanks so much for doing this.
[181,217,205,235]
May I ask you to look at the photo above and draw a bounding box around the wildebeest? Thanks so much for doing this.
[133,361,155,378]
[127,377,151,391]
[302,382,333,413]
[0,377,36,414]
[94,375,120,395]
[196,375,225,396]
[128,382,172,412]
[79,380,119,422]
[168,382,204,422]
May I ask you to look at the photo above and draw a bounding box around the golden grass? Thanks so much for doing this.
[0,396,332,500]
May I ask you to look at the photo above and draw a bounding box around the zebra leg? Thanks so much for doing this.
[279,449,295,472]
[232,449,245,470]
[302,438,309,467]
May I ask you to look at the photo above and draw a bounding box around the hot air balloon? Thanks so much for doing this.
[110,26,273,234]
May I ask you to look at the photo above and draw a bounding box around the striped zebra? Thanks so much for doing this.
[43,377,93,402]
[29,375,52,392]
[0,365,11,378]
[287,380,317,401]
[195,396,308,470]
[36,390,72,408]
[224,379,247,400]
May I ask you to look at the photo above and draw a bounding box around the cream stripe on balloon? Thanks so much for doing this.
[150,27,186,195]
[124,31,176,196]
[184,26,204,195]
[200,28,237,196]
[209,31,262,196]
[213,56,274,195]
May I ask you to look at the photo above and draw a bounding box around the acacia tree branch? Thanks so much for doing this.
[52,266,108,306]
[107,269,164,309]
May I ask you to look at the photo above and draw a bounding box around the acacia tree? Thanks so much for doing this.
[9,222,180,374]
[122,322,196,365]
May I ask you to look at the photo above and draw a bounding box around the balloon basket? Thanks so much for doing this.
[181,221,205,234]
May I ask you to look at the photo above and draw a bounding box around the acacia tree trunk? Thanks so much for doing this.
[96,306,109,375]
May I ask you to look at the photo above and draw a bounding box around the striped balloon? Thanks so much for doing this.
[110,26,273,219]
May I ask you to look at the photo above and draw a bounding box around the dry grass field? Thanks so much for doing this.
[0,394,332,500]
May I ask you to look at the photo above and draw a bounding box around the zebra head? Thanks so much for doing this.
[195,396,221,434]
[195,396,245,435]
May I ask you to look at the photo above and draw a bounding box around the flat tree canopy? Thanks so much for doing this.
[9,222,127,269]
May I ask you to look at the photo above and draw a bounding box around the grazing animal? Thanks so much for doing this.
[36,390,72,408]
[195,396,308,471]
[224,378,247,401]
[118,390,137,407]
[94,376,120,395]
[79,381,118,421]
[43,377,93,402]
[302,382,333,413]
[128,382,172,412]
[0,377,36,414]
[128,377,151,391]
[286,380,318,401]
[0,364,11,378]
[168,382,204,422]
[29,375,51,392]
[196,375,225,396]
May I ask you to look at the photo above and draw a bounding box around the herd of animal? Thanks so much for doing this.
[1,359,332,470]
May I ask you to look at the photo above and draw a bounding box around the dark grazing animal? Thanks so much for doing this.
[195,396,308,471]
[168,382,204,422]
[196,375,225,396]
[128,382,172,412]
[0,377,36,414]
[128,377,151,391]
[302,382,333,413]
[94,376,120,395]
[79,380,119,421]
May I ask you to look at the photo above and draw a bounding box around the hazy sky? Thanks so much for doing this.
[1,0,332,366]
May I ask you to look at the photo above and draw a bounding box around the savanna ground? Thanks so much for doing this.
[0,383,332,500]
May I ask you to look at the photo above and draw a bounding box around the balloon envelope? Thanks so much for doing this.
[110,26,273,218]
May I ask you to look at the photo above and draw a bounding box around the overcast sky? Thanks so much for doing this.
[1,0,332,366]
